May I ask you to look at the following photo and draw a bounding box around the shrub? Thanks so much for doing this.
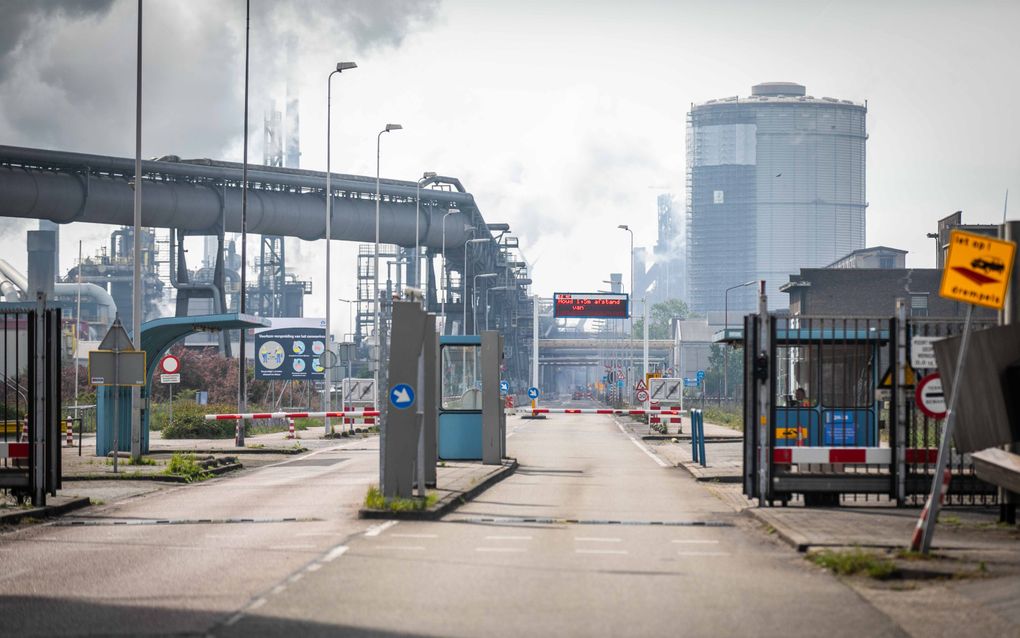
[164,453,211,482]
[158,402,237,439]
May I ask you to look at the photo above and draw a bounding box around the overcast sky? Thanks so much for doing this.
[1,0,1018,335]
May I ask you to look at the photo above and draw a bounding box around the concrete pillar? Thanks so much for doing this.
[27,230,56,300]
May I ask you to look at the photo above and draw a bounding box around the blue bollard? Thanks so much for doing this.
[691,409,700,463]
[698,411,707,467]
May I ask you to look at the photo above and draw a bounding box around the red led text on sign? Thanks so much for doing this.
[553,293,630,319]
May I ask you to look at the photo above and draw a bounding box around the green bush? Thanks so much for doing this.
[164,452,211,482]
[158,402,237,439]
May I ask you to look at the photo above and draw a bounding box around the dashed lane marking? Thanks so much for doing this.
[364,520,399,537]
[323,545,349,562]
[51,516,317,527]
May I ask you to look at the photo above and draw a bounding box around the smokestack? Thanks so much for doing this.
[27,230,56,299]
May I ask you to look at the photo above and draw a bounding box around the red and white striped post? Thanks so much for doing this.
[21,417,28,443]
[287,416,295,439]
[66,416,74,447]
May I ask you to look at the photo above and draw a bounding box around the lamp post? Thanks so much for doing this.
[463,237,488,334]
[337,297,354,345]
[724,280,757,399]
[486,285,513,331]
[324,61,357,437]
[472,273,497,334]
[440,208,461,333]
[617,224,634,402]
[415,172,437,301]
[374,123,402,407]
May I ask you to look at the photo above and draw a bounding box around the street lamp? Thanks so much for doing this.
[337,297,355,344]
[440,208,461,332]
[724,280,757,399]
[374,122,402,406]
[486,285,513,331]
[472,273,497,334]
[463,237,488,334]
[324,61,357,436]
[618,224,635,399]
[415,171,437,301]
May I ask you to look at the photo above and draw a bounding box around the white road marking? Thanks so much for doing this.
[677,551,730,556]
[372,545,425,551]
[576,548,628,555]
[364,520,399,537]
[288,573,304,583]
[485,535,532,541]
[249,597,267,610]
[323,545,349,562]
[306,563,322,572]
[391,533,437,539]
[575,537,622,543]
[476,547,526,553]
[615,420,668,467]
[271,585,286,595]
[671,539,720,544]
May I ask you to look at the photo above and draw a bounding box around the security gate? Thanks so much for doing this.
[743,309,997,506]
[1,298,62,506]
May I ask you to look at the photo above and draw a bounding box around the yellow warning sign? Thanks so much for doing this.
[940,229,1016,310]
[879,364,916,388]
[775,427,808,440]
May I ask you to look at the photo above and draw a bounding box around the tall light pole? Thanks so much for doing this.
[472,272,497,334]
[415,171,437,301]
[463,236,487,334]
[337,297,355,345]
[130,0,144,461]
[374,123,402,406]
[724,280,757,399]
[618,224,634,402]
[440,208,460,333]
[324,61,357,437]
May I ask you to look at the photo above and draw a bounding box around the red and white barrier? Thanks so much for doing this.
[66,416,74,447]
[205,410,380,421]
[773,447,940,466]
[20,418,28,443]
[0,442,29,459]
[286,417,295,439]
[526,408,681,416]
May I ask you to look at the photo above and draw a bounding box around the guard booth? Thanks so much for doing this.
[738,311,998,507]
[438,332,505,462]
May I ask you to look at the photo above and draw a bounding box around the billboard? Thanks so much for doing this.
[553,293,629,319]
[254,318,327,380]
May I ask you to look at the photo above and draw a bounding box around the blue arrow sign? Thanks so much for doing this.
[696,369,705,380]
[389,383,415,409]
[500,380,510,394]
[527,387,540,399]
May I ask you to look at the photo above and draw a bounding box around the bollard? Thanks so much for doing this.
[21,417,28,443]
[66,416,74,447]
[697,411,707,468]
[287,416,295,439]
[691,410,700,463]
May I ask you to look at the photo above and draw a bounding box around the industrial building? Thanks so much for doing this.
[634,193,685,307]
[686,82,868,315]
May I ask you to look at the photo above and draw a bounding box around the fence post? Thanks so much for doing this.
[894,299,908,505]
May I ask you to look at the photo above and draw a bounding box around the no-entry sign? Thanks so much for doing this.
[160,354,180,375]
[915,373,947,420]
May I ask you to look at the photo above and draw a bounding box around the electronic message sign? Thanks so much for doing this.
[553,293,629,319]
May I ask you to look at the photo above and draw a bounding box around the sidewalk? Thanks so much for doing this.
[627,417,744,483]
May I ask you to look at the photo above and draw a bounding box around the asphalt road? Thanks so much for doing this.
[220,414,904,638]
[0,438,382,637]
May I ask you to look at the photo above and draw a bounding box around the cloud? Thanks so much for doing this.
[0,0,115,82]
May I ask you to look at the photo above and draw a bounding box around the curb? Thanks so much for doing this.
[0,496,92,526]
[744,508,812,552]
[62,462,244,483]
[150,447,307,456]
[359,459,519,521]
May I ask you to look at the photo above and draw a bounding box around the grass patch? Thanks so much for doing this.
[364,485,438,512]
[703,407,743,431]
[106,456,157,466]
[939,514,963,526]
[89,498,106,506]
[247,443,265,449]
[163,453,211,483]
[810,548,896,580]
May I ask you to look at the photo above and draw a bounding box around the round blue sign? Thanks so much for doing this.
[527,387,540,399]
[500,380,510,394]
[389,383,415,409]
[696,369,705,380]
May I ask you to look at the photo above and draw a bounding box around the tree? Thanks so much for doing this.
[631,298,690,340]
[705,343,744,399]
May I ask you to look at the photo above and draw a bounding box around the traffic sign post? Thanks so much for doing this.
[500,380,510,395]
[914,229,1017,553]
[89,318,146,473]
[159,355,181,428]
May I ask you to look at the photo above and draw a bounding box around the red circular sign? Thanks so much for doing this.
[160,354,180,375]
[915,373,946,419]
[636,389,649,403]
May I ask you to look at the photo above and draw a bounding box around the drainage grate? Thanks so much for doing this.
[449,517,735,527]
[277,458,350,468]
[50,516,321,527]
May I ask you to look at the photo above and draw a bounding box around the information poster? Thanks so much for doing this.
[254,318,327,380]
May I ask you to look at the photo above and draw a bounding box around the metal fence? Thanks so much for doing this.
[743,308,999,507]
